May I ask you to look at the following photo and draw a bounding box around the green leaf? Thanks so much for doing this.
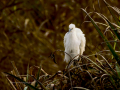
[105,19,120,40]
[103,0,120,40]
[81,8,120,66]
[116,64,120,78]
[35,65,41,87]
[103,0,120,26]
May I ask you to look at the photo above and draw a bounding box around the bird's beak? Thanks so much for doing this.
[69,28,72,32]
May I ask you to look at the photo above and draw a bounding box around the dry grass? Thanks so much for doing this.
[0,0,120,89]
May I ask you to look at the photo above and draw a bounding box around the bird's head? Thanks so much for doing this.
[69,24,75,32]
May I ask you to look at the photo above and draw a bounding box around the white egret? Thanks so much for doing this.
[64,24,86,63]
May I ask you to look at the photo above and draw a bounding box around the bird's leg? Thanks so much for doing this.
[81,56,88,70]
[73,59,78,66]
[78,55,81,62]
[73,59,83,71]
[78,55,88,70]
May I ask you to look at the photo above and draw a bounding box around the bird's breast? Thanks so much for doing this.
[65,32,80,53]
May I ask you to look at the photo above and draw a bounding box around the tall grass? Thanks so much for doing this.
[4,0,120,90]
[82,0,120,89]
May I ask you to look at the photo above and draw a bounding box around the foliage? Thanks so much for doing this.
[82,0,120,89]
[0,0,120,89]
[1,60,115,90]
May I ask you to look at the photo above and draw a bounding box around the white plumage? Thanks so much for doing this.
[64,24,86,63]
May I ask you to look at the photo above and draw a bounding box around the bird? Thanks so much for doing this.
[64,24,86,64]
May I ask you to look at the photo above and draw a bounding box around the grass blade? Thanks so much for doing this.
[26,64,29,82]
[4,72,39,90]
[3,72,17,90]
[30,75,48,90]
[35,65,41,87]
[103,0,120,26]
[103,0,120,40]
[81,8,120,66]
[105,19,120,40]
[11,61,20,77]
[72,87,89,90]
[116,64,120,78]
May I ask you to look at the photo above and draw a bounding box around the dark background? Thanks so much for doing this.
[0,0,119,89]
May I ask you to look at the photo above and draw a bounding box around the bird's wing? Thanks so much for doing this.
[64,32,68,48]
[76,28,86,55]
[80,34,86,55]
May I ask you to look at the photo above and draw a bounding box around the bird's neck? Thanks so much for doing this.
[70,30,77,38]
[71,30,76,34]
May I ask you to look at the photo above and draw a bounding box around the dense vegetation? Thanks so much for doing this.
[0,0,120,89]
